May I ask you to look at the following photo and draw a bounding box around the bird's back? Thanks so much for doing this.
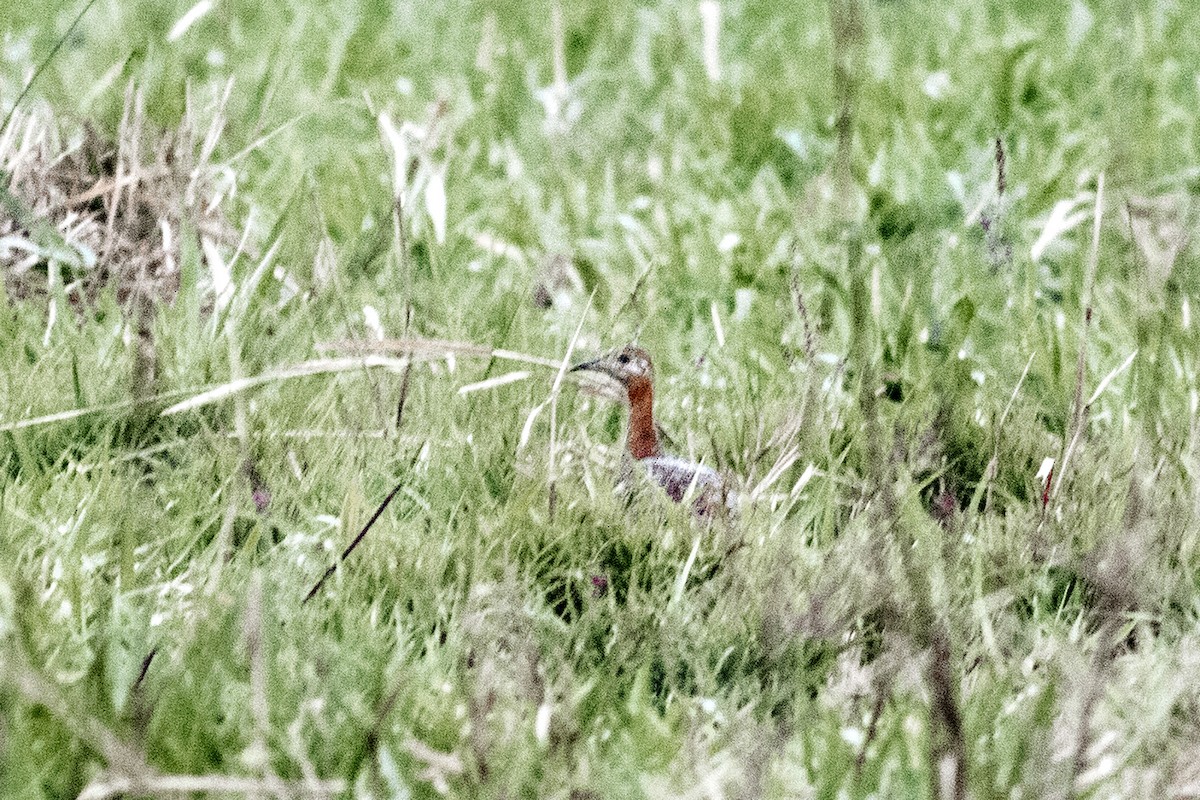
[640,455,736,518]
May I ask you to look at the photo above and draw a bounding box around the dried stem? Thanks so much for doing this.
[928,625,967,800]
[303,475,408,604]
[1054,173,1105,505]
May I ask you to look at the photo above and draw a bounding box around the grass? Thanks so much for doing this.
[3,0,1200,797]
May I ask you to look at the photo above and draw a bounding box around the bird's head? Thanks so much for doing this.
[570,344,654,387]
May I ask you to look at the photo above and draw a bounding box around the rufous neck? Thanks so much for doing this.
[625,377,661,460]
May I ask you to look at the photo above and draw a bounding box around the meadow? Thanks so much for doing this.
[2,0,1200,797]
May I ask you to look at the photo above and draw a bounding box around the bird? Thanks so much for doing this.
[570,344,735,518]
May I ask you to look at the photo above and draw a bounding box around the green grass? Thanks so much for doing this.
[3,0,1200,797]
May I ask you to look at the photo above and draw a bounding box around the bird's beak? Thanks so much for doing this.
[570,356,603,374]
[571,355,623,382]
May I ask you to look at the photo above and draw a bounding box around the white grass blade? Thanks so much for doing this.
[790,463,818,498]
[535,703,553,746]
[196,79,234,182]
[492,348,561,369]
[319,338,578,375]
[457,371,531,396]
[362,305,385,340]
[1035,457,1055,481]
[517,402,545,452]
[1000,352,1036,428]
[1087,350,1137,406]
[710,301,725,348]
[313,236,337,291]
[425,164,447,244]
[699,1,722,82]
[1031,195,1089,262]
[203,235,233,314]
[0,392,179,432]
[161,356,411,416]
[518,293,592,453]
[378,111,409,200]
[42,263,58,347]
[167,0,213,42]
[78,773,345,800]
[474,232,525,263]
[227,213,269,321]
[750,445,801,501]
[671,535,703,608]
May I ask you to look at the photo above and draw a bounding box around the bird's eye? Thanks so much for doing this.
[617,353,630,364]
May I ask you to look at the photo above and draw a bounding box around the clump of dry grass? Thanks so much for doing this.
[0,86,236,311]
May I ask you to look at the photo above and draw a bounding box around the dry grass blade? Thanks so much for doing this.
[972,350,1035,514]
[1053,173,1105,503]
[404,737,465,795]
[160,355,412,415]
[3,343,596,432]
[167,0,215,41]
[749,444,802,501]
[318,336,626,401]
[0,391,187,432]
[77,773,346,800]
[1054,350,1135,508]
[1000,351,1036,429]
[1087,349,1137,407]
[50,165,172,211]
[518,294,592,453]
[710,300,726,347]
[670,534,703,608]
[457,370,532,396]
[317,336,563,369]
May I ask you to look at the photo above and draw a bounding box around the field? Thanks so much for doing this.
[3,0,1200,797]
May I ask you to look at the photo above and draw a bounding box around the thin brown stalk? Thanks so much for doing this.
[49,165,172,211]
[303,475,408,604]
[1055,173,1105,504]
[1065,616,1119,800]
[994,137,1007,197]
[976,351,1035,515]
[829,0,864,178]
[244,574,270,777]
[394,357,415,431]
[928,625,968,800]
[854,675,893,780]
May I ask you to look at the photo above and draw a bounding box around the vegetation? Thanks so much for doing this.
[2,0,1199,797]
